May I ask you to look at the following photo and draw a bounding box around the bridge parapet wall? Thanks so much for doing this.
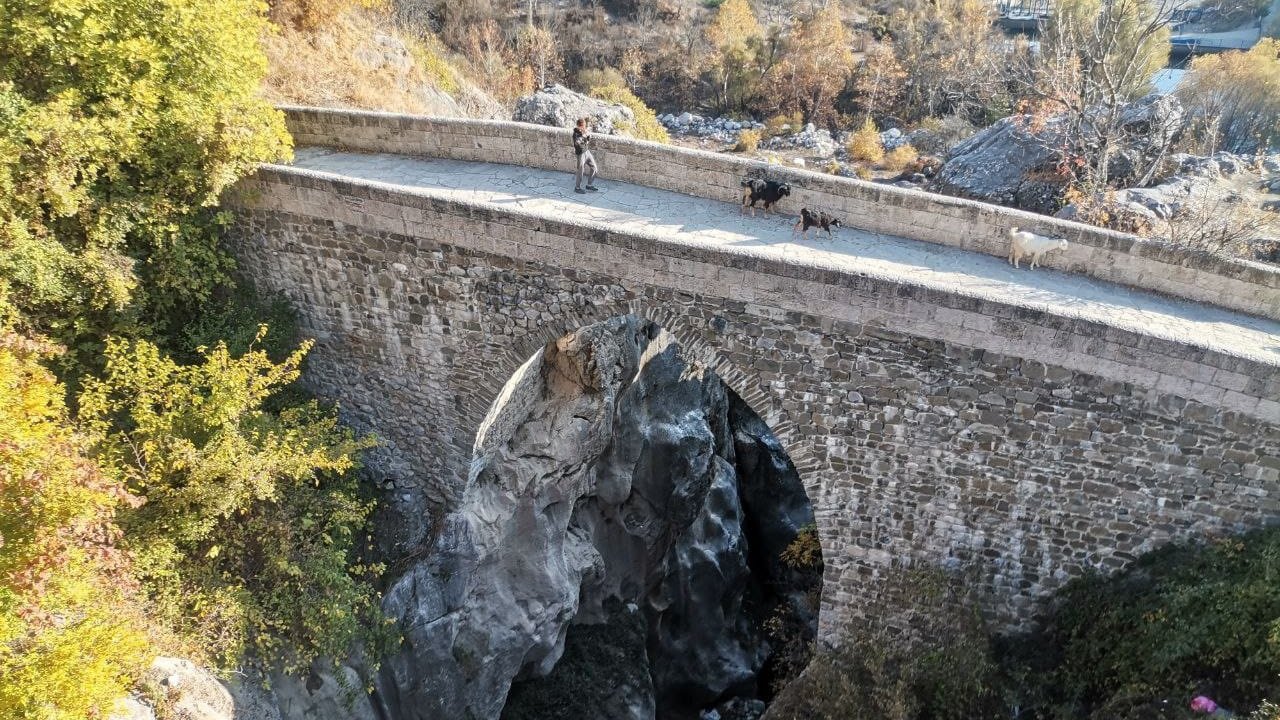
[280,105,1280,322]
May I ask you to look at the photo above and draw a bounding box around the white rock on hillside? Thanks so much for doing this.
[513,83,635,134]
[109,657,381,720]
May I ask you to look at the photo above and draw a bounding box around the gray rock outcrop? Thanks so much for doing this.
[514,84,635,134]
[935,114,1064,211]
[937,94,1185,212]
[376,315,820,720]
[109,657,381,720]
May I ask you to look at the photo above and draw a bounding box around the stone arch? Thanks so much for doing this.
[459,301,829,718]
[459,298,820,491]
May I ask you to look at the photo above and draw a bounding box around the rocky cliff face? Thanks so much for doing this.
[376,315,821,720]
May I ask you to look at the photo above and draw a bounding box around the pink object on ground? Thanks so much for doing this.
[1191,696,1219,713]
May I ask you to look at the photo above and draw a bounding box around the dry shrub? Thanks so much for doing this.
[767,569,999,720]
[905,154,944,177]
[270,0,383,31]
[576,67,626,93]
[588,84,670,143]
[881,143,918,173]
[824,159,843,175]
[765,111,805,137]
[914,114,978,153]
[261,4,504,117]
[846,117,884,164]
[1061,188,1155,236]
[1165,193,1278,256]
[855,166,873,180]
[736,128,762,153]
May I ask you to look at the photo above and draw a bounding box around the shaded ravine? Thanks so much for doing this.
[376,315,821,720]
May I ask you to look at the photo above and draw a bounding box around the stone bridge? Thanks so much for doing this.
[226,106,1280,634]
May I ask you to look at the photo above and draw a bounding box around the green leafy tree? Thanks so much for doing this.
[0,0,291,373]
[1008,529,1280,717]
[0,296,151,719]
[78,331,385,673]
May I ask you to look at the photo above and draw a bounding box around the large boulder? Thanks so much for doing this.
[935,114,1065,211]
[938,93,1186,212]
[109,657,245,720]
[513,83,635,134]
[110,657,381,720]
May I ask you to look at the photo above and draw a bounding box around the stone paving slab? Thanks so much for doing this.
[290,147,1280,367]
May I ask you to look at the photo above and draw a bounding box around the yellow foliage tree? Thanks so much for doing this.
[705,0,765,111]
[766,5,856,126]
[0,0,291,368]
[78,332,383,672]
[1179,39,1280,153]
[0,298,150,720]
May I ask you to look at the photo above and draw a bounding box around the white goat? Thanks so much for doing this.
[1007,227,1068,269]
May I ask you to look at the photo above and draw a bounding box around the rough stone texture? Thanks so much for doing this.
[281,148,1280,377]
[225,156,1280,657]
[274,105,1280,322]
[502,600,656,720]
[376,317,806,719]
[513,84,635,135]
[936,114,1064,210]
[938,94,1184,214]
[109,657,382,720]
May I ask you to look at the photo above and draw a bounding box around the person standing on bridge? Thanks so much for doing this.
[573,117,599,194]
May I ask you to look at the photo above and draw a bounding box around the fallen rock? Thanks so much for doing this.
[109,657,239,720]
[110,657,381,720]
[514,84,635,134]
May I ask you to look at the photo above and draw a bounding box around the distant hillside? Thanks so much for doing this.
[262,1,505,117]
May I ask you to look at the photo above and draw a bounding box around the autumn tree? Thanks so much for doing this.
[704,0,765,112]
[1,0,394,695]
[0,298,151,720]
[78,332,384,673]
[765,4,856,126]
[853,43,907,123]
[867,0,1014,124]
[0,0,291,373]
[516,24,562,89]
[1178,39,1280,153]
[1021,0,1184,190]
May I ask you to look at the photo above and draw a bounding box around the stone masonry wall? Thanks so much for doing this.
[278,105,1280,322]
[224,166,1280,631]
